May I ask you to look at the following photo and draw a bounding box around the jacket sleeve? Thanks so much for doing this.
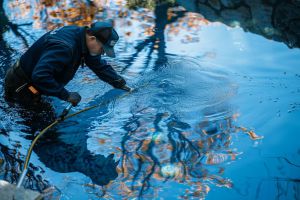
[85,54,126,89]
[31,42,72,100]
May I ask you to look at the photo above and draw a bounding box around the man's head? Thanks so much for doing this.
[86,21,119,57]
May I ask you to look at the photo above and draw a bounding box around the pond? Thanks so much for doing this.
[0,0,300,199]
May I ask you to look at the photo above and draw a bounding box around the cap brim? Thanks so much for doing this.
[103,45,116,58]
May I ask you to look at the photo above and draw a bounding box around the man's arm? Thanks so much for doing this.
[85,55,127,89]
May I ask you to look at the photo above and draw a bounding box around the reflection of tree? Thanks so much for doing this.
[265,159,300,199]
[0,0,13,77]
[0,0,8,40]
[176,0,300,48]
[119,109,237,198]
[0,102,55,192]
[0,0,31,48]
[0,0,33,78]
[0,144,50,192]
[121,2,186,72]
[4,0,202,74]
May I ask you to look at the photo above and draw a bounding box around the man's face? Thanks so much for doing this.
[86,35,105,56]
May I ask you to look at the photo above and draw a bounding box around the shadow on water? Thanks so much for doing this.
[0,88,122,191]
[32,89,124,187]
[0,0,299,199]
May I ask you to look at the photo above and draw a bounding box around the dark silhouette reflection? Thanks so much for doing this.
[33,132,119,186]
[0,89,124,192]
[26,89,122,186]
[176,0,300,48]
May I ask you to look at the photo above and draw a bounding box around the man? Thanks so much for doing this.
[4,20,131,106]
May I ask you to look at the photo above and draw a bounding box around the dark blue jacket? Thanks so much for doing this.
[19,26,125,100]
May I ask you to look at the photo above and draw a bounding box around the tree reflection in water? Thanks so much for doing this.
[119,111,237,198]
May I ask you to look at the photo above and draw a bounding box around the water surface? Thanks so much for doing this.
[0,0,299,199]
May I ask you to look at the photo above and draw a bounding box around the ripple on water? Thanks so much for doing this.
[134,56,237,122]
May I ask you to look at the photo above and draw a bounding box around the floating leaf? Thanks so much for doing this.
[247,131,264,140]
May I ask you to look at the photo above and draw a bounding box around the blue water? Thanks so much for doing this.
[0,0,300,199]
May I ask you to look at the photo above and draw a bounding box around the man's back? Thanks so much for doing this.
[20,26,84,86]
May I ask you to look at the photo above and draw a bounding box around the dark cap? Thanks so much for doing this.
[89,21,119,58]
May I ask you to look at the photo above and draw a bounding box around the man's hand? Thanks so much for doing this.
[120,85,133,92]
[111,78,126,88]
[110,78,132,92]
[67,92,81,106]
